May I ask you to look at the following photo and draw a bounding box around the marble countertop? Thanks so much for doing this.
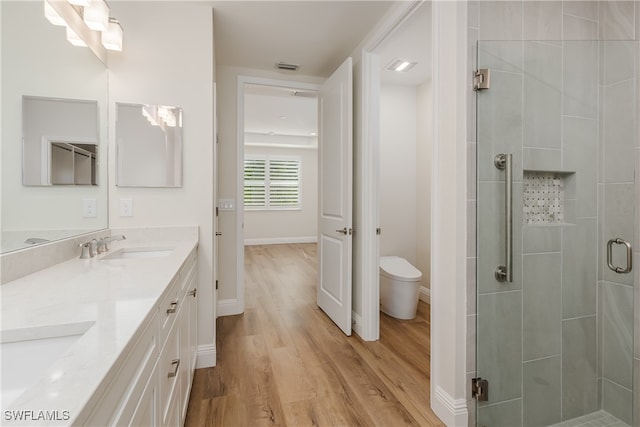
[0,234,198,426]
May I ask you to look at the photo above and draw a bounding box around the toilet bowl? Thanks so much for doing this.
[379,256,422,320]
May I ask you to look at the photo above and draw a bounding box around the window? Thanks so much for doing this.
[244,156,301,210]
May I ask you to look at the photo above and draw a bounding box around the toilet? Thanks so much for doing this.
[379,256,422,320]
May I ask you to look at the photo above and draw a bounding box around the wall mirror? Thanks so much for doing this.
[23,96,99,186]
[116,103,183,188]
[1,1,108,253]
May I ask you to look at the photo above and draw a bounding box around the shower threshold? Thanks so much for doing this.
[549,410,629,427]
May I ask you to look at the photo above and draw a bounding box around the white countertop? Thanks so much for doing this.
[0,235,198,426]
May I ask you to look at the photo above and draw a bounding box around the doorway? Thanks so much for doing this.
[235,77,321,315]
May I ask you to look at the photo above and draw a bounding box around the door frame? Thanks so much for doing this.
[355,0,424,340]
[358,0,469,425]
[235,76,321,315]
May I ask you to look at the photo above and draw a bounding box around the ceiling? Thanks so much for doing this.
[376,1,431,86]
[244,84,317,137]
[227,1,432,139]
[212,1,395,77]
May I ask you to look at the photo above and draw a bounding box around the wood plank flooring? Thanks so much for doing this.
[185,244,444,427]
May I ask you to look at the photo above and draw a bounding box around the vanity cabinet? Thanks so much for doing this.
[81,249,197,427]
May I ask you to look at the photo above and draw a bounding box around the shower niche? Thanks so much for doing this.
[523,170,574,226]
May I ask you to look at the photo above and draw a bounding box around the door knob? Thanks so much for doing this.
[336,227,348,235]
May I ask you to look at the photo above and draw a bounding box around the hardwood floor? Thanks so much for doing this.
[185,244,444,427]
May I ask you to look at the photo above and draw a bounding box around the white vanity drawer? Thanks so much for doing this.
[176,249,196,301]
[159,320,180,426]
[83,311,158,426]
[158,279,180,349]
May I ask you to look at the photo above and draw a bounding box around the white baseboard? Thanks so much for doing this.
[432,386,468,427]
[244,236,317,246]
[351,310,363,337]
[419,286,431,304]
[195,344,216,368]
[217,298,243,317]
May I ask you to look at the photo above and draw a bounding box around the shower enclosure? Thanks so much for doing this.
[476,41,638,426]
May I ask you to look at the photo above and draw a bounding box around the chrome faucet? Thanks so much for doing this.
[96,235,127,253]
[78,239,98,259]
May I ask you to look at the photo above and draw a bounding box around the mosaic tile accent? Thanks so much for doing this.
[549,410,630,427]
[523,172,565,224]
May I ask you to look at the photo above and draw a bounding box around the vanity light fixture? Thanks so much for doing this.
[43,0,124,54]
[142,105,159,127]
[44,1,67,26]
[101,18,123,51]
[83,0,109,32]
[387,59,417,72]
[67,0,91,6]
[66,26,87,47]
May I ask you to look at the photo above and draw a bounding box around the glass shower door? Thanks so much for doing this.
[475,41,638,427]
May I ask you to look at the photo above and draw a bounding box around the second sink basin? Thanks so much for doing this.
[1,321,95,408]
[101,247,174,260]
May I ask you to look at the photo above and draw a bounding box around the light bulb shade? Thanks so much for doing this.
[67,0,91,6]
[66,26,87,47]
[44,1,67,26]
[102,19,123,51]
[83,0,109,31]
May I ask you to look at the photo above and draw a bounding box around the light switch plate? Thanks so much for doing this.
[120,198,133,217]
[218,199,235,211]
[82,198,97,218]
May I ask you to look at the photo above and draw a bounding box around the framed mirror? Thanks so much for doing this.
[1,1,108,253]
[116,103,183,188]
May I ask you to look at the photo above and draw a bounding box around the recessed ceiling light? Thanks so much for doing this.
[386,59,417,72]
[279,116,288,120]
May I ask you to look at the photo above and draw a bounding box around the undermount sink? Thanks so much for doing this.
[100,247,174,260]
[1,321,95,407]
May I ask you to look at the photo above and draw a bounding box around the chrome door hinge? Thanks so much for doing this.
[473,69,491,91]
[215,280,219,290]
[472,377,489,401]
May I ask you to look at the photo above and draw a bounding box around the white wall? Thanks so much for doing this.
[244,143,317,245]
[379,85,418,266]
[416,80,432,289]
[107,1,216,368]
[379,82,432,291]
[216,65,323,305]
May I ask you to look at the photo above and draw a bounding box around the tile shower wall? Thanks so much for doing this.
[599,38,638,425]
[468,2,639,426]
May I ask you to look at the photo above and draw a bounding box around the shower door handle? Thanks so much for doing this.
[494,153,512,283]
[607,238,633,274]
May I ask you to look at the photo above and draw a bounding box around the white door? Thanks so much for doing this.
[317,57,353,336]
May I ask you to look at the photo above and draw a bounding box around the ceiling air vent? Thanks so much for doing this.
[275,62,300,71]
[291,90,317,99]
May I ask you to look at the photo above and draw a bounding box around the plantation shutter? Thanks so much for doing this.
[243,156,301,209]
[244,158,266,207]
[268,159,300,207]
